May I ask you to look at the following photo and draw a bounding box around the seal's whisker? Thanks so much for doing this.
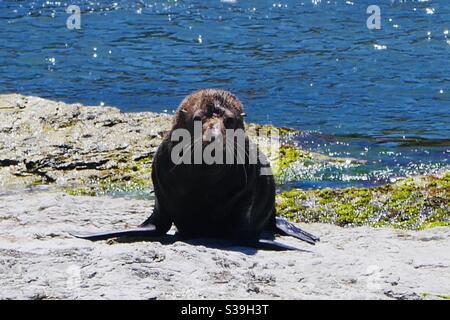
[169,136,203,172]
[225,135,250,183]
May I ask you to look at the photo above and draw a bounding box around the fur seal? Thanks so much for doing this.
[72,89,319,250]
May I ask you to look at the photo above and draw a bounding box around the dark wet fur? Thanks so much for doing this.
[71,89,319,250]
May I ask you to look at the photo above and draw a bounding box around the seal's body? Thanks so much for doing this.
[72,90,319,249]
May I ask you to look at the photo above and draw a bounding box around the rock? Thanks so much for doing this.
[0,190,449,299]
[0,94,359,194]
[0,94,170,191]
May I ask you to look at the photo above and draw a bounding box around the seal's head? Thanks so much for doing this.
[171,89,246,146]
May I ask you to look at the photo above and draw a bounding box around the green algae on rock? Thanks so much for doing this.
[276,173,450,230]
[65,176,154,199]
[245,123,299,137]
[421,292,450,300]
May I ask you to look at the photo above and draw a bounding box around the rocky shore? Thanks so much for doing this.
[0,93,169,192]
[0,94,449,299]
[0,93,359,194]
[1,190,449,300]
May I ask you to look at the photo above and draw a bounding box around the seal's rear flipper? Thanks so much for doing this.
[275,217,320,245]
[256,239,303,251]
[70,225,159,241]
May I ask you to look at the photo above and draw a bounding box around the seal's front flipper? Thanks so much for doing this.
[275,217,319,245]
[70,225,159,241]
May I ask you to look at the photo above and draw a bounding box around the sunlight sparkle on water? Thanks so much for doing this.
[373,44,387,50]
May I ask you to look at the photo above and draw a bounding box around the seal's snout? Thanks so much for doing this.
[203,120,224,145]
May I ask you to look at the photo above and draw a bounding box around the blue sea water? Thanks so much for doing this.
[0,0,448,188]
